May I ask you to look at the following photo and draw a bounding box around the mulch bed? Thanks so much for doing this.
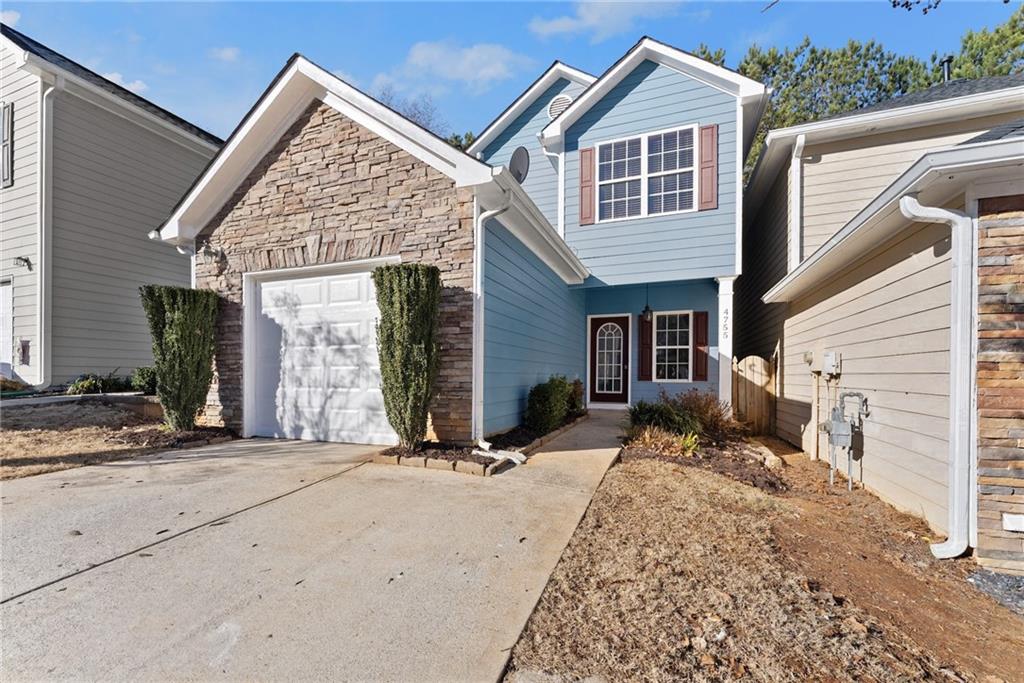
[487,412,588,452]
[382,443,492,466]
[621,438,787,493]
[105,425,234,450]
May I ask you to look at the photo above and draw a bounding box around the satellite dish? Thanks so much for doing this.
[509,146,530,183]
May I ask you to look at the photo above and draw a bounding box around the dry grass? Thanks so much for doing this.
[1,402,229,479]
[507,455,1024,682]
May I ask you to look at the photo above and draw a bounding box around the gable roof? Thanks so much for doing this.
[539,36,768,151]
[1,23,222,148]
[466,61,595,157]
[745,75,1024,213]
[157,53,495,245]
[963,116,1024,144]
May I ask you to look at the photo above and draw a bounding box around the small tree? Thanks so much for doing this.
[372,264,442,450]
[139,285,219,431]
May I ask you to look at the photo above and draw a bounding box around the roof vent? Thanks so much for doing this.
[547,94,573,120]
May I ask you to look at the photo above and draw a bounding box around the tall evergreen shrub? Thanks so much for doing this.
[372,264,442,450]
[139,285,219,431]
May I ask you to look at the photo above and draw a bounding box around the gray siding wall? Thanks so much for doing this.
[49,92,212,383]
[481,77,587,228]
[777,220,953,532]
[735,163,789,363]
[800,113,1021,259]
[0,45,40,383]
[564,60,738,286]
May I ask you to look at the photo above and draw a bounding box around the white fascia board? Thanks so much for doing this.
[485,167,588,284]
[746,85,1024,209]
[17,52,220,155]
[762,137,1024,304]
[467,62,595,157]
[161,56,493,244]
[541,38,767,149]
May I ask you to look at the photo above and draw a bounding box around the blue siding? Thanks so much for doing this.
[564,60,738,286]
[585,280,719,402]
[483,218,586,435]
[481,78,587,228]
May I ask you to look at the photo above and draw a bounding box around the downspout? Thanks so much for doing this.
[787,134,806,272]
[899,192,974,559]
[472,190,512,446]
[538,133,564,237]
[32,77,60,390]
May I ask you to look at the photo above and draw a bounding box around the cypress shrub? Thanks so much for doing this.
[372,264,442,450]
[525,375,573,435]
[140,285,219,431]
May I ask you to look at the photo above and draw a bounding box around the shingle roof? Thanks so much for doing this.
[962,117,1024,145]
[1,24,222,147]
[822,73,1024,123]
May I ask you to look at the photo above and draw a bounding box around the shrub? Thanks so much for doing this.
[372,264,442,450]
[667,389,740,442]
[567,378,585,418]
[0,377,29,393]
[131,366,158,395]
[67,374,103,395]
[626,425,699,457]
[525,375,573,436]
[140,284,219,431]
[627,399,701,436]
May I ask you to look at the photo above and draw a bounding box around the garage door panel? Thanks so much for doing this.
[251,269,398,446]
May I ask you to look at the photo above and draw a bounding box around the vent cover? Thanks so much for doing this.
[547,94,573,120]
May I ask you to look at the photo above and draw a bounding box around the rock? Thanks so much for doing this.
[372,453,400,466]
[764,454,784,471]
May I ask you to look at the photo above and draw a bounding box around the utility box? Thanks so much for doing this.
[821,350,841,377]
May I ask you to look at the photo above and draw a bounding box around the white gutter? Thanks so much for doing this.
[31,77,60,390]
[538,134,564,236]
[472,191,512,444]
[787,134,806,272]
[899,193,974,559]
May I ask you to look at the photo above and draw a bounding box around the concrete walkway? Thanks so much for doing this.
[1,412,622,682]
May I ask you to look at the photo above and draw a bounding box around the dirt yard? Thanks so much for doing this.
[506,440,1024,682]
[1,402,230,479]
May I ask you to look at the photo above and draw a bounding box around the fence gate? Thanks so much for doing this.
[732,355,773,435]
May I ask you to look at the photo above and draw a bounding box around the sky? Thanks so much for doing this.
[1,1,1017,141]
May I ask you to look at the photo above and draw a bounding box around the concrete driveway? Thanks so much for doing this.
[1,415,621,681]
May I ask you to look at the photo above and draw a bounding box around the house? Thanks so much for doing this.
[735,75,1024,573]
[0,25,221,387]
[155,37,768,446]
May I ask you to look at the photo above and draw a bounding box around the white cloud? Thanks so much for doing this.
[1,10,21,26]
[529,2,682,43]
[372,41,534,96]
[209,46,241,63]
[102,72,148,94]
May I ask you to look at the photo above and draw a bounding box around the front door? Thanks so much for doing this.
[589,315,629,404]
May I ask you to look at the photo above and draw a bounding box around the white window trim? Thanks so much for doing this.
[594,123,700,225]
[652,309,694,383]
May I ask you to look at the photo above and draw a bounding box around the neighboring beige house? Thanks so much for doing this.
[0,25,221,387]
[737,75,1024,574]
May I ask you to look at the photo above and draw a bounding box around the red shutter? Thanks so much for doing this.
[579,147,595,226]
[693,311,709,381]
[698,124,718,211]
[639,314,652,381]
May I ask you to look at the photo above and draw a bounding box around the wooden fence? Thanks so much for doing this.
[732,355,774,435]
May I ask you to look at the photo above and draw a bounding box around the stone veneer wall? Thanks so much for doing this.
[975,194,1024,575]
[194,101,475,442]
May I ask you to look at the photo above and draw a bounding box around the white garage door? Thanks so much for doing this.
[251,270,397,445]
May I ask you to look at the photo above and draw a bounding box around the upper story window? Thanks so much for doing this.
[598,138,641,221]
[594,124,698,223]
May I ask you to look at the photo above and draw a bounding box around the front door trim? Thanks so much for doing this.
[586,313,631,407]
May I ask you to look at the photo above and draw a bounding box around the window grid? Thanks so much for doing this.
[595,322,624,394]
[654,312,691,382]
[592,125,699,224]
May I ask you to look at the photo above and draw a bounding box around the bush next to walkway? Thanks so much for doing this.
[372,263,442,450]
[139,285,219,431]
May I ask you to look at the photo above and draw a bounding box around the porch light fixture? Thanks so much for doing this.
[641,284,653,322]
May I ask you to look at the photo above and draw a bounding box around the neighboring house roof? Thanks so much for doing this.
[963,116,1024,144]
[1,23,222,148]
[539,36,769,153]
[820,74,1024,123]
[466,61,595,157]
[746,75,1024,210]
[156,53,587,283]
[762,135,1024,304]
